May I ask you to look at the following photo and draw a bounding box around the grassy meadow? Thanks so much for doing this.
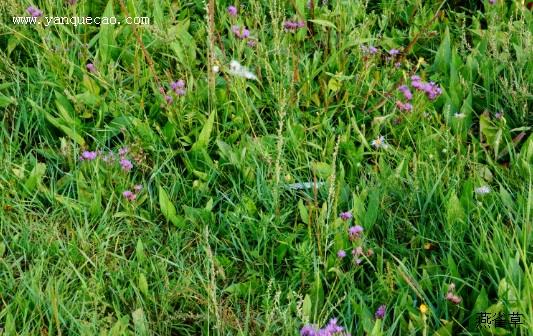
[0,0,532,335]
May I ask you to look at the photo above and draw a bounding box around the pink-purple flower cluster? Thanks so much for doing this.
[27,6,43,18]
[79,151,98,161]
[227,5,238,16]
[348,225,363,239]
[339,211,352,221]
[398,85,412,100]
[395,100,413,112]
[86,63,96,73]
[360,45,378,55]
[445,283,461,304]
[171,79,186,96]
[232,25,250,39]
[161,79,187,104]
[123,184,143,201]
[375,305,386,319]
[388,48,400,56]
[336,219,373,265]
[410,75,442,100]
[300,318,349,336]
[283,20,306,32]
[79,146,135,172]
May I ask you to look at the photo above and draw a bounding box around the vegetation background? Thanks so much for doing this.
[0,0,531,335]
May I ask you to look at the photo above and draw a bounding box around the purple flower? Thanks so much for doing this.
[134,184,143,192]
[349,225,363,238]
[118,147,129,157]
[283,20,306,32]
[388,48,400,56]
[67,0,77,5]
[398,85,413,100]
[120,159,133,172]
[165,95,173,104]
[425,82,442,100]
[159,86,166,94]
[324,318,344,334]
[394,62,401,68]
[227,5,238,16]
[123,190,136,201]
[361,45,378,55]
[80,151,98,161]
[375,305,386,319]
[411,75,421,82]
[489,0,496,4]
[86,63,96,73]
[101,152,115,164]
[170,80,186,96]
[446,292,462,304]
[300,325,317,336]
[171,80,185,90]
[27,6,43,18]
[396,101,413,112]
[340,211,352,220]
[232,25,250,39]
[337,250,347,259]
[352,246,363,256]
[247,39,257,47]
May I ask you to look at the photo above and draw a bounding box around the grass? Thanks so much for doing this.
[0,0,532,335]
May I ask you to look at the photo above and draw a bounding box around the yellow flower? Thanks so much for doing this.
[420,303,429,314]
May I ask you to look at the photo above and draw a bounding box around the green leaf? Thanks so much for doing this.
[446,192,465,226]
[192,111,216,151]
[433,26,451,74]
[138,273,149,296]
[309,19,337,30]
[24,162,46,193]
[302,294,312,320]
[99,0,116,66]
[309,274,324,319]
[298,199,309,224]
[473,287,489,313]
[312,162,332,179]
[370,319,383,336]
[364,189,379,230]
[433,321,453,336]
[44,112,85,145]
[136,239,145,262]
[158,186,183,227]
[328,77,341,92]
[0,94,15,108]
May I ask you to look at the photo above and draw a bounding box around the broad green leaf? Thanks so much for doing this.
[312,162,332,179]
[158,186,182,227]
[0,94,15,108]
[295,0,306,18]
[370,319,383,336]
[302,294,312,320]
[24,162,46,193]
[44,112,85,145]
[309,19,337,30]
[192,111,216,151]
[473,287,489,313]
[136,239,145,262]
[298,199,309,224]
[364,189,379,230]
[446,192,465,226]
[433,26,451,74]
[138,273,149,296]
[99,0,116,66]
[433,321,453,336]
